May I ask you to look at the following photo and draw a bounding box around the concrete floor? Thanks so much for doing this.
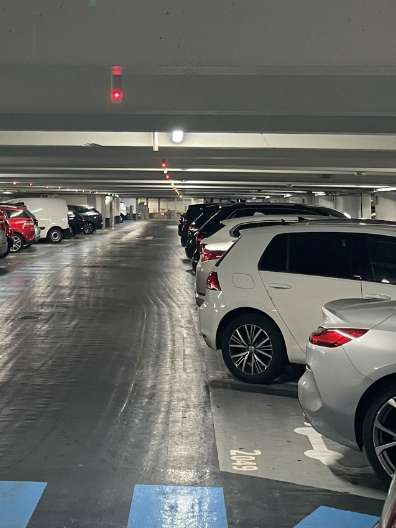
[0,221,384,527]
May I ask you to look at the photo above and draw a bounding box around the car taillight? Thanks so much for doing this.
[207,271,221,291]
[309,328,368,348]
[201,248,226,262]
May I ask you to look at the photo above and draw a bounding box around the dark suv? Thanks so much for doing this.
[68,205,103,234]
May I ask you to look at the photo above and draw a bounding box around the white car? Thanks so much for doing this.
[8,197,70,243]
[199,220,396,384]
[195,214,333,306]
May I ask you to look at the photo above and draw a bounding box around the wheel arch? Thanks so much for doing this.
[215,307,286,350]
[355,374,396,448]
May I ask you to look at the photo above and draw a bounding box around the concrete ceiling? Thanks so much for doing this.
[1,132,396,198]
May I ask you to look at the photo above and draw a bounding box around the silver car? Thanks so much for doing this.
[299,298,396,481]
[377,474,396,528]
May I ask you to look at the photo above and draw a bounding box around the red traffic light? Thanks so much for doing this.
[110,88,124,104]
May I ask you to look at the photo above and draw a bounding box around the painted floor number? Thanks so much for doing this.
[230,449,261,471]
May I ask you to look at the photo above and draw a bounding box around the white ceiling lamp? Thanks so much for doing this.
[171,129,185,144]
[375,187,396,192]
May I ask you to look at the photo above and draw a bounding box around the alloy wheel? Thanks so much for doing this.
[229,324,273,375]
[373,397,396,477]
[10,234,23,252]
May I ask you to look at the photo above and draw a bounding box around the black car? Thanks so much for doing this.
[181,203,223,247]
[178,203,209,237]
[184,202,347,259]
[68,205,103,234]
[67,208,85,235]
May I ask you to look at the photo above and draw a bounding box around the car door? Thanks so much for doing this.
[361,234,396,301]
[258,231,363,353]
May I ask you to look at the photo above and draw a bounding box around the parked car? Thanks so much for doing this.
[67,207,85,236]
[376,474,396,527]
[199,220,396,385]
[8,197,70,243]
[195,212,342,305]
[185,202,346,259]
[0,204,37,252]
[68,205,103,234]
[299,297,396,482]
[181,203,222,247]
[0,210,10,258]
[179,203,208,238]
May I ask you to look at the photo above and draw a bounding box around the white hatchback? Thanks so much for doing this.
[195,214,330,306]
[199,221,396,383]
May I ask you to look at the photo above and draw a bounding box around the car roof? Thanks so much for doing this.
[241,218,396,238]
[0,204,23,210]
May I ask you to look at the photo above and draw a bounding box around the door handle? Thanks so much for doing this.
[268,283,292,290]
[364,294,392,301]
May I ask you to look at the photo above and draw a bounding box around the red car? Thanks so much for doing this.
[0,205,36,253]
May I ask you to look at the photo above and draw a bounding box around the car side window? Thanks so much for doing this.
[288,232,361,279]
[367,235,396,285]
[258,234,288,272]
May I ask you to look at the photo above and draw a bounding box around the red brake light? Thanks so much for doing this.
[309,328,368,348]
[201,248,226,262]
[207,271,221,291]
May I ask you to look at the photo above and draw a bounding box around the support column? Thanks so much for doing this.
[113,196,120,224]
[335,193,371,219]
[375,192,396,221]
[104,195,112,228]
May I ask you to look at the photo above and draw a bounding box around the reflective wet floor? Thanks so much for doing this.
[0,221,384,527]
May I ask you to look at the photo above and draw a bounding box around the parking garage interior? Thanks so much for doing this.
[2,2,396,527]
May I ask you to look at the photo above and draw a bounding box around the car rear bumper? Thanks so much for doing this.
[198,294,223,350]
[298,343,372,449]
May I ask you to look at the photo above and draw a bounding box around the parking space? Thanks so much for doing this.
[0,221,386,527]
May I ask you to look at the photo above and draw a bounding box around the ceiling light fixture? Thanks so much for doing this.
[171,129,184,144]
[375,187,396,192]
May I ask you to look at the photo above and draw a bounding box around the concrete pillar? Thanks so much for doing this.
[104,195,113,227]
[375,192,396,221]
[113,196,120,224]
[95,195,106,217]
[335,193,371,219]
[313,195,337,209]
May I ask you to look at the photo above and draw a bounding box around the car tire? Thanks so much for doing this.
[362,383,396,483]
[83,221,95,235]
[10,232,24,253]
[47,227,63,244]
[220,312,287,384]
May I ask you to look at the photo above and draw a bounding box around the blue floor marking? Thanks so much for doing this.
[0,481,47,528]
[128,485,228,527]
[294,506,379,528]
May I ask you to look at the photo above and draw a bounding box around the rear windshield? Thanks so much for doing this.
[185,205,204,221]
[194,206,219,228]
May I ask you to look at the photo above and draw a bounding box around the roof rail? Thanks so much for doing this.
[231,216,396,237]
